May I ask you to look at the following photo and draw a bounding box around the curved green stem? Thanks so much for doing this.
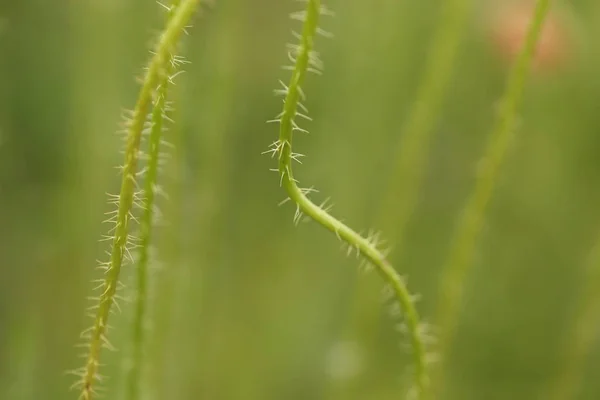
[74,1,199,399]
[272,0,427,396]
[430,0,550,397]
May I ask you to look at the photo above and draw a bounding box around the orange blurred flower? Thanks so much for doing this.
[487,1,572,72]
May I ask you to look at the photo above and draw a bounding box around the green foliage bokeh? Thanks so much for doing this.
[1,1,600,399]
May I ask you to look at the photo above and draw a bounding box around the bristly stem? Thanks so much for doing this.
[126,1,185,399]
[375,0,473,250]
[430,0,550,396]
[73,1,200,399]
[271,0,428,397]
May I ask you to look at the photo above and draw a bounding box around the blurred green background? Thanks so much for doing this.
[2,0,600,399]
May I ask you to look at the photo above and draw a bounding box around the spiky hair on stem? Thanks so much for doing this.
[266,0,430,397]
[68,1,201,399]
[125,1,195,400]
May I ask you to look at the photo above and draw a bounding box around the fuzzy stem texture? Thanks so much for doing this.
[76,1,199,399]
[430,0,550,397]
[126,1,185,399]
[273,0,427,397]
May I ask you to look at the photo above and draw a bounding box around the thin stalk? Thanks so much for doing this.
[73,1,200,399]
[127,1,185,399]
[549,236,600,400]
[430,0,551,397]
[144,47,184,400]
[270,0,428,397]
[323,1,476,396]
[375,0,473,249]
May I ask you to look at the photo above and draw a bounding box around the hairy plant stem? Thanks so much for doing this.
[430,0,550,397]
[375,0,473,250]
[76,1,199,399]
[272,0,427,396]
[126,1,184,399]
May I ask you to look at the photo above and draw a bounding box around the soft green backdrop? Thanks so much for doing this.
[1,1,600,399]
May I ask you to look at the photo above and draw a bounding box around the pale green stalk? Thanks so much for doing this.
[144,54,184,400]
[376,0,473,249]
[72,1,200,398]
[270,0,427,396]
[126,1,186,399]
[548,237,600,400]
[430,0,551,397]
[144,64,184,400]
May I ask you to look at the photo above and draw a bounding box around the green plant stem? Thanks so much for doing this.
[145,57,183,400]
[77,1,199,399]
[126,2,183,399]
[549,237,600,400]
[375,0,473,249]
[430,0,550,397]
[273,0,427,396]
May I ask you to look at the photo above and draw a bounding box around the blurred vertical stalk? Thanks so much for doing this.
[146,4,239,398]
[375,0,473,249]
[430,0,550,397]
[548,237,600,400]
[126,1,183,399]
[327,0,473,397]
[183,18,239,400]
[144,35,186,400]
